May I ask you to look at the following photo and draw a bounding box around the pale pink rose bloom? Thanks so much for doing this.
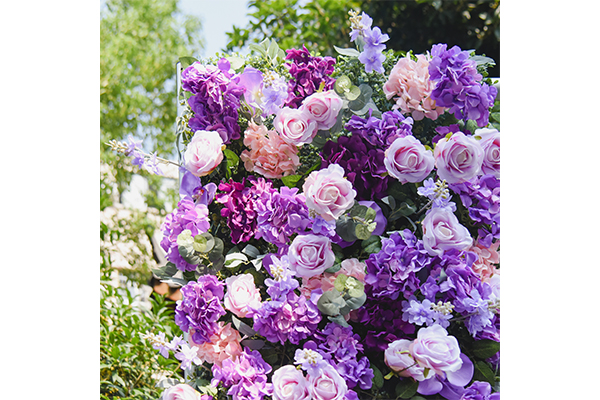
[308,364,348,400]
[299,275,336,299]
[224,273,262,318]
[273,107,318,146]
[383,54,446,121]
[161,383,203,400]
[301,90,343,131]
[272,365,312,400]
[240,121,300,179]
[184,130,224,177]
[475,127,500,178]
[303,163,357,222]
[288,234,336,279]
[385,339,427,381]
[410,325,463,376]
[422,207,473,257]
[339,258,366,282]
[384,135,435,184]
[469,239,500,282]
[189,322,243,367]
[434,131,484,184]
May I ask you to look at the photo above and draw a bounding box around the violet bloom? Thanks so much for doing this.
[215,178,260,244]
[345,109,413,149]
[179,169,217,205]
[174,275,225,345]
[211,348,273,400]
[402,297,436,326]
[175,343,202,371]
[460,381,500,400]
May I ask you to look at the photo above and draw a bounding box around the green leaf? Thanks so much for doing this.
[345,85,361,101]
[224,148,239,171]
[333,45,361,57]
[267,39,279,60]
[334,274,348,292]
[317,289,346,316]
[178,56,198,68]
[176,229,194,247]
[225,55,245,71]
[474,360,497,386]
[281,174,302,188]
[178,242,202,265]
[193,232,215,253]
[395,379,419,399]
[327,314,350,327]
[362,235,382,254]
[324,263,341,274]
[348,84,373,109]
[471,339,500,360]
[371,364,384,390]
[249,43,267,56]
[355,223,372,240]
[334,75,352,94]
[344,292,366,309]
[336,215,357,242]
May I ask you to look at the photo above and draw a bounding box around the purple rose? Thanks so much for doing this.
[303,164,357,222]
[476,128,500,179]
[288,234,335,278]
[384,135,435,184]
[434,132,484,184]
[272,365,311,400]
[422,207,473,256]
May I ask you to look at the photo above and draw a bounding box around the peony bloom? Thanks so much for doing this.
[476,127,500,179]
[189,322,243,367]
[240,121,300,179]
[383,54,446,121]
[434,131,484,184]
[422,207,473,257]
[272,365,312,400]
[303,163,357,221]
[301,90,343,131]
[288,234,336,279]
[224,273,262,318]
[161,383,204,400]
[469,239,500,282]
[384,135,435,184]
[184,130,224,177]
[273,106,318,146]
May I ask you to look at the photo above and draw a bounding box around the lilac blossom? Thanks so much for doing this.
[294,342,329,376]
[350,11,389,74]
[402,297,436,326]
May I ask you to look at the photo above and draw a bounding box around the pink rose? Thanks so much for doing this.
[272,365,311,400]
[339,258,366,282]
[189,322,243,367]
[434,131,484,184]
[301,90,343,131]
[308,364,348,400]
[184,130,224,177]
[410,325,462,375]
[274,107,318,146]
[161,383,203,400]
[224,273,262,318]
[476,127,500,178]
[469,239,500,282]
[303,163,357,221]
[288,234,335,278]
[384,135,435,184]
[385,339,427,381]
[422,207,473,256]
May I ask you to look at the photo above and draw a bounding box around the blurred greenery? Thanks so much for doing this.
[226,0,499,76]
[100,0,203,210]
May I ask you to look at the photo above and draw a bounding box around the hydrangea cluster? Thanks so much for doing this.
[349,10,389,73]
[214,178,263,244]
[345,109,413,148]
[284,45,336,108]
[160,197,211,271]
[182,59,244,143]
[428,44,497,127]
[211,348,273,400]
[174,275,226,345]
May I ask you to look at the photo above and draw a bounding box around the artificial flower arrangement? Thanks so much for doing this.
[108,9,500,400]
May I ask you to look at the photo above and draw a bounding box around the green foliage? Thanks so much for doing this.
[101,0,202,205]
[100,280,183,399]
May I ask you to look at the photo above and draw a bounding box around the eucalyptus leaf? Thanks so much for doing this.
[327,314,350,327]
[178,243,202,265]
[334,75,352,94]
[362,235,382,254]
[232,315,257,337]
[355,223,372,240]
[334,274,348,292]
[395,379,419,399]
[225,55,245,71]
[176,229,194,247]
[317,289,346,316]
[336,215,358,242]
[193,232,215,253]
[344,292,366,309]
[333,45,361,58]
[345,85,361,101]
[242,244,260,259]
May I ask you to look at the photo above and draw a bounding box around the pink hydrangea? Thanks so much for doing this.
[240,121,300,179]
[189,322,243,367]
[383,54,446,121]
[469,239,500,282]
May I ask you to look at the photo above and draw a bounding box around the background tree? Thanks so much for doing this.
[101,0,203,210]
[226,0,499,76]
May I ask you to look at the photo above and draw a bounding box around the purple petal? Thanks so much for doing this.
[446,353,474,387]
[418,377,443,396]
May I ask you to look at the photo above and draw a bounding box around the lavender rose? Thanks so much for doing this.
[422,207,473,256]
[410,325,463,375]
[274,106,318,146]
[384,339,427,381]
[288,234,335,278]
[272,365,311,400]
[384,135,435,184]
[303,163,357,221]
[161,383,203,400]
[301,90,343,131]
[434,131,484,184]
[476,128,500,178]
[308,364,348,400]
[184,130,224,177]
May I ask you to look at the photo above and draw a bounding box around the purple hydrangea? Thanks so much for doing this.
[364,230,433,300]
[460,381,500,400]
[182,61,243,143]
[211,348,273,400]
[455,285,496,336]
[402,297,436,326]
[428,44,497,127]
[160,197,211,272]
[174,275,225,345]
[284,45,336,108]
[345,109,413,148]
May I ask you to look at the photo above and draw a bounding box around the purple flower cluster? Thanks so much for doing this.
[364,230,432,300]
[160,197,211,271]
[182,60,244,144]
[313,323,374,390]
[179,169,217,205]
[428,44,497,127]
[254,185,312,248]
[174,275,225,345]
[284,45,336,109]
[345,109,413,148]
[215,178,263,244]
[460,381,500,400]
[350,11,390,73]
[211,348,273,400]
[449,174,500,246]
